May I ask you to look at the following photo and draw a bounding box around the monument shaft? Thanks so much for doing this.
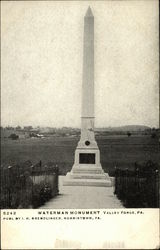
[80,7,96,147]
[82,9,94,118]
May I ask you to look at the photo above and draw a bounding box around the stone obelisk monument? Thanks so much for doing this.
[64,7,111,186]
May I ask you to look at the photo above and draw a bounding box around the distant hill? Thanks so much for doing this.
[95,125,151,132]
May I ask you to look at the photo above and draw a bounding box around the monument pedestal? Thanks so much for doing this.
[63,147,112,187]
[63,168,112,187]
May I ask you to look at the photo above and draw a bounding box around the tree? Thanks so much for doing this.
[24,126,33,131]
[8,134,19,140]
[127,131,131,137]
[151,128,157,138]
[16,126,21,130]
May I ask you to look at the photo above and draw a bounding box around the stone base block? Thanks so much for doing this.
[63,165,112,187]
[63,178,112,187]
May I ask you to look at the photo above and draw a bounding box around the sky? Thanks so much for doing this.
[1,0,159,128]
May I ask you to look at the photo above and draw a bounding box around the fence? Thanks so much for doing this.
[1,161,59,209]
[114,164,159,208]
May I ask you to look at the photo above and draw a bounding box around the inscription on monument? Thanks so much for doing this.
[79,153,95,164]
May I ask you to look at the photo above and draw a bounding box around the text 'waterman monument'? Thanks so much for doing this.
[64,7,111,187]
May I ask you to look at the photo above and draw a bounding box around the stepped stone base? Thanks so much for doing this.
[63,165,112,187]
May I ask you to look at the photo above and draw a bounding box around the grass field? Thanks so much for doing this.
[1,135,159,175]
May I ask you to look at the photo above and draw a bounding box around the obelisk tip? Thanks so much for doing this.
[85,6,93,17]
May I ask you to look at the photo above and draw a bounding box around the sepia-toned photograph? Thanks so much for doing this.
[1,0,159,210]
[1,0,159,248]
